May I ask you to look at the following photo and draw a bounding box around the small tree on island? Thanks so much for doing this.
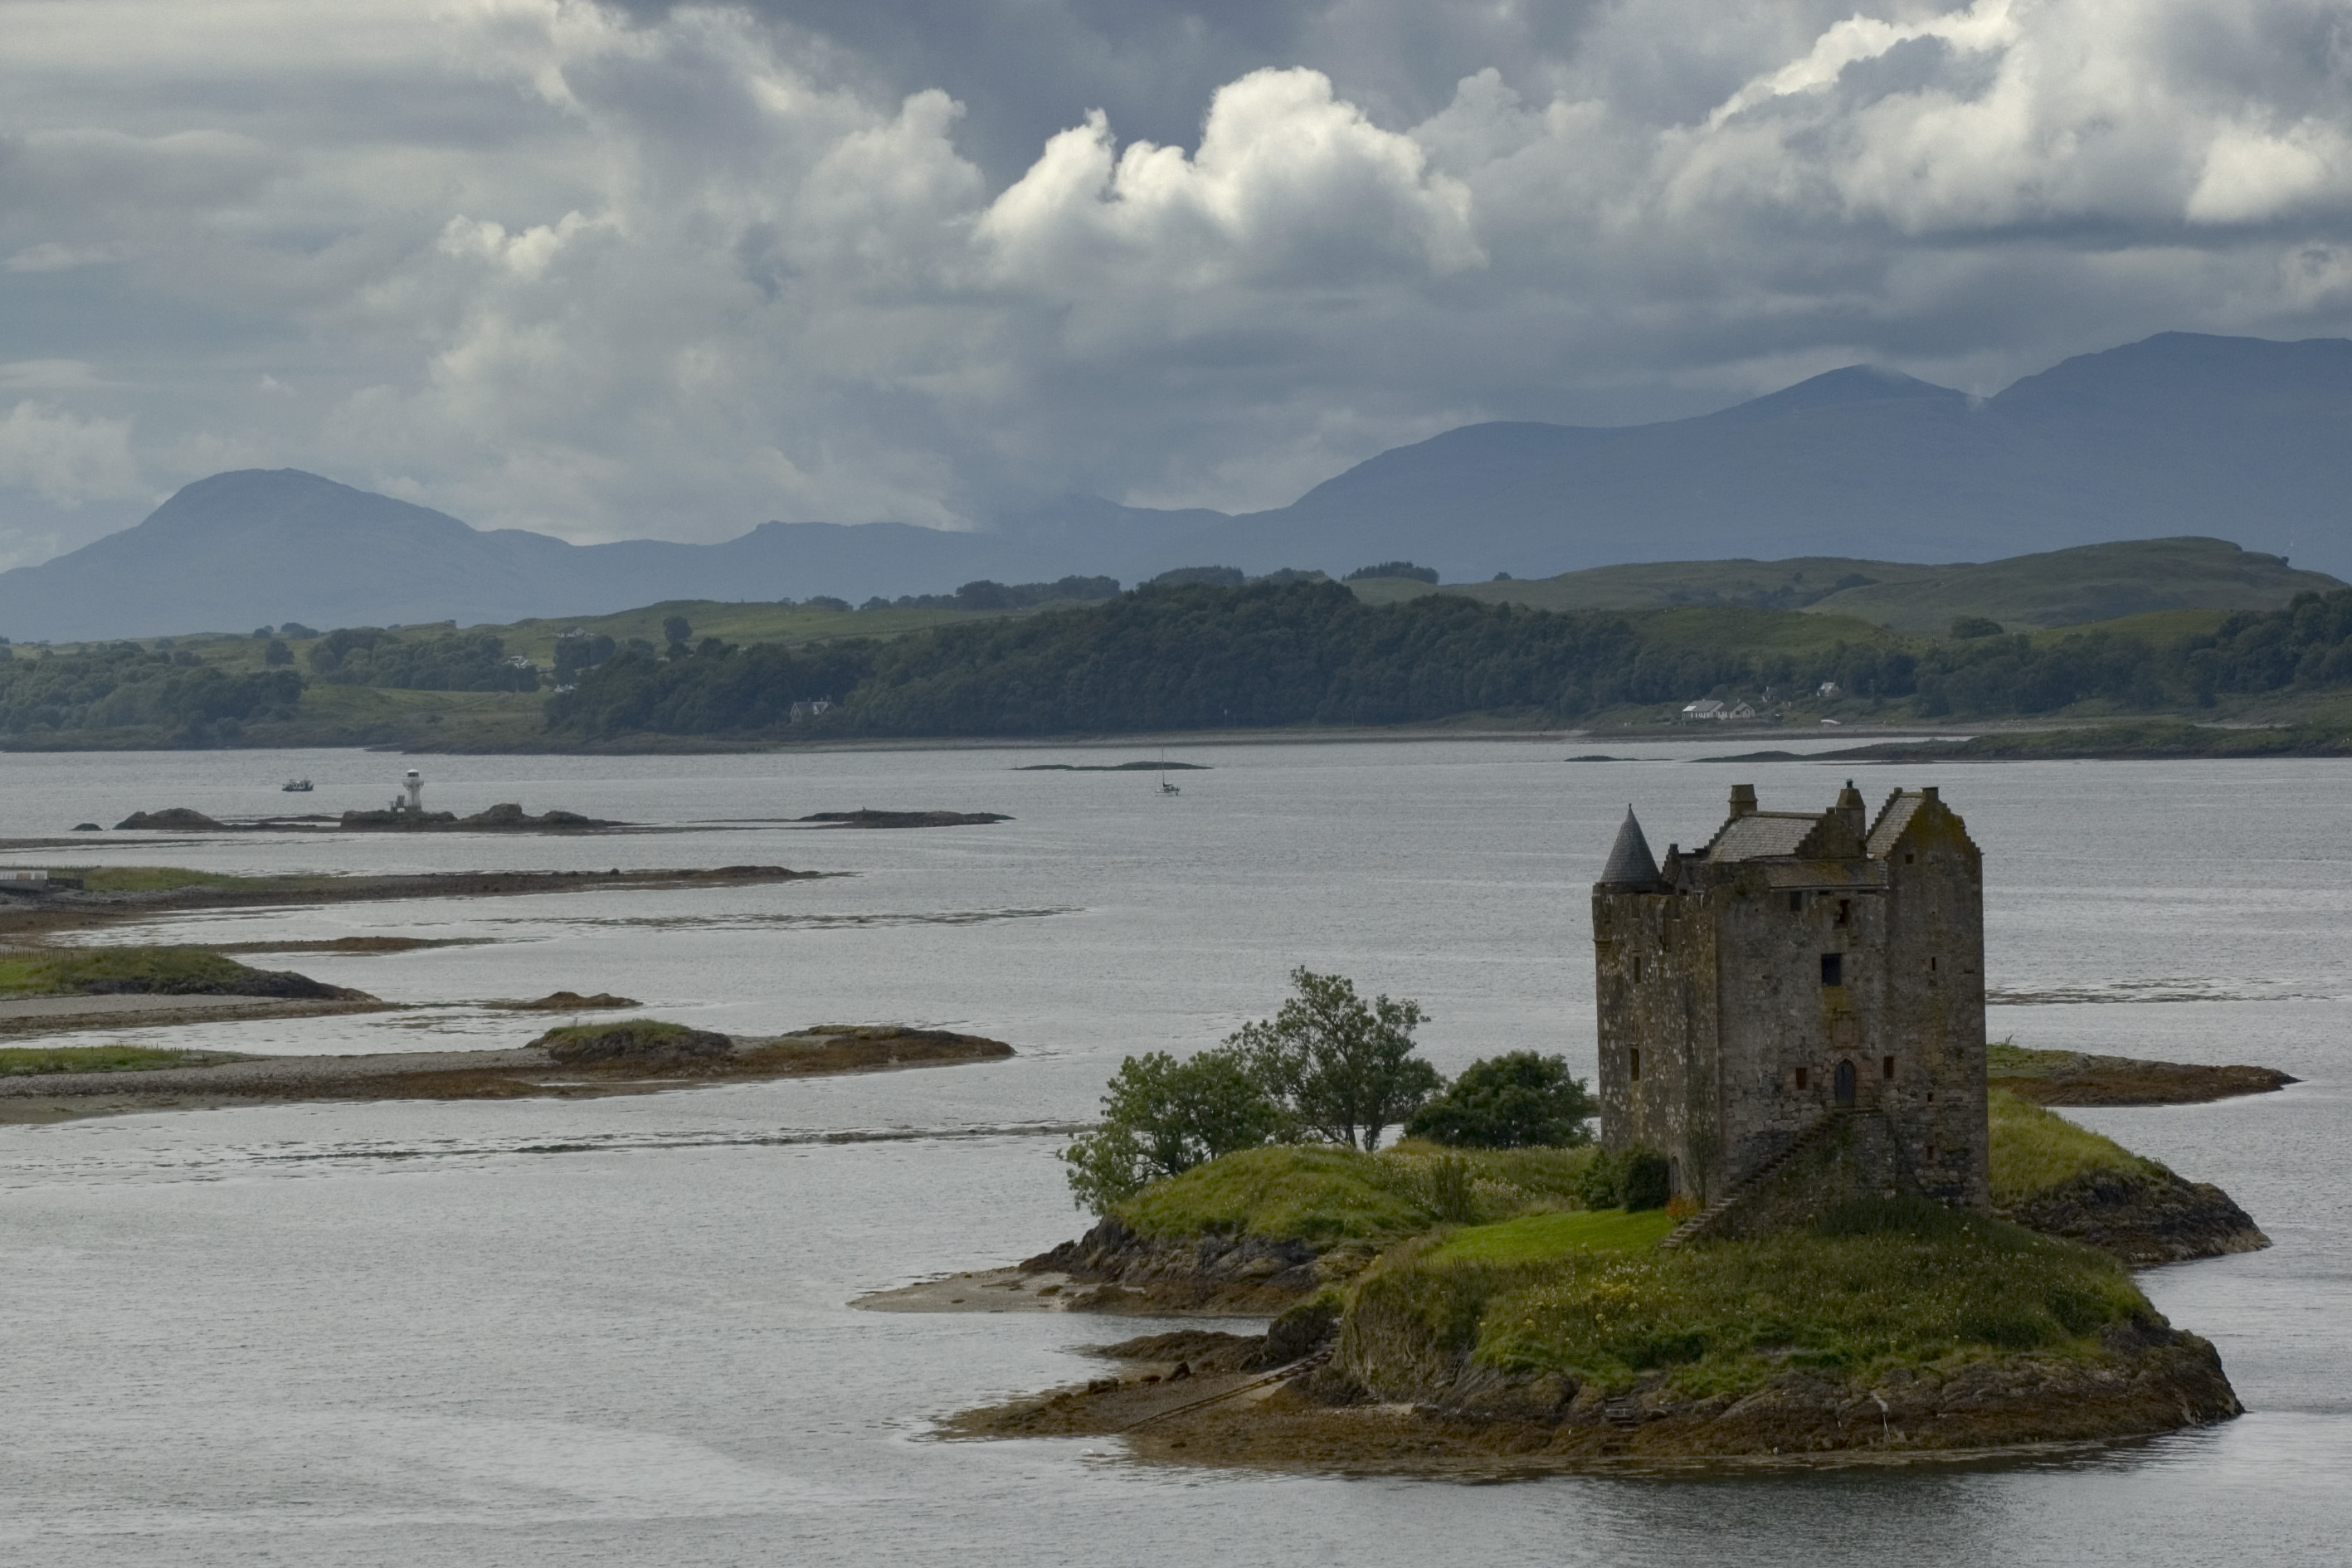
[1404,1050,1595,1149]
[1227,967,1441,1152]
[1059,1048,1285,1211]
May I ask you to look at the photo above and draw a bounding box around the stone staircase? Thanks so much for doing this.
[1656,1108,1848,1252]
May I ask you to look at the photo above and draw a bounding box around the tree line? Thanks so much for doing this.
[0,643,301,743]
[547,580,2352,739]
[306,628,541,691]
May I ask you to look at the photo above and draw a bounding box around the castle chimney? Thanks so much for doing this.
[1834,777,1866,837]
[1728,783,1758,818]
[1922,786,1941,804]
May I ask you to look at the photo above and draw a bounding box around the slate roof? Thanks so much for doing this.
[1599,808,1663,888]
[1705,811,1821,862]
[1867,791,1926,857]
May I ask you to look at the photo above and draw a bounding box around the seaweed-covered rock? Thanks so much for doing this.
[114,808,225,830]
[535,1020,734,1066]
[1019,1215,1331,1314]
[78,967,364,1001]
[2002,1168,2269,1265]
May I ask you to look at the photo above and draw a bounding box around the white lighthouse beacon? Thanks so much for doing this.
[402,769,425,813]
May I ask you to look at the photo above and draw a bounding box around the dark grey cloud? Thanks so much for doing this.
[0,0,2346,566]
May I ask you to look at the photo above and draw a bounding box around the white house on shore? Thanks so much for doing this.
[1680,699,1756,721]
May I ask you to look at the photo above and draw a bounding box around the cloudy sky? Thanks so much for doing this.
[2,0,2348,567]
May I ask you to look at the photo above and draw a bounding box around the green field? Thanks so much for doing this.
[0,945,263,999]
[1366,537,2340,636]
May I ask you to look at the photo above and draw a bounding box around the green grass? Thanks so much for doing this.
[1423,1206,1678,1264]
[0,1044,246,1075]
[1351,538,2335,641]
[1356,1197,2151,1396]
[0,945,260,998]
[1989,1089,2165,1208]
[1405,558,1940,616]
[1112,1142,1602,1247]
[1803,537,2339,635]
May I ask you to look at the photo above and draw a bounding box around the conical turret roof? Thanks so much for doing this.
[1599,806,1663,889]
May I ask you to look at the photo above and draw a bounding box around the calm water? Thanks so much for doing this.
[0,741,2345,1566]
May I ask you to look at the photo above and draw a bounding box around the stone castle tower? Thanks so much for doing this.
[1590,782,1989,1212]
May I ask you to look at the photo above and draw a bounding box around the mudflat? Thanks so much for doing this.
[0,1025,1015,1123]
[0,992,392,1035]
[0,864,827,938]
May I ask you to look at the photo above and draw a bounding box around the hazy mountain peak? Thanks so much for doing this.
[1697,364,1967,426]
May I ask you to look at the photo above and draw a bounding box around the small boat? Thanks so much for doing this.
[1157,748,1180,796]
[281,778,314,792]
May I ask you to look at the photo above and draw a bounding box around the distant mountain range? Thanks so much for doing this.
[4,330,2350,640]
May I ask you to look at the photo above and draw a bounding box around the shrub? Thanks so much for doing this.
[1405,1050,1595,1147]
[1344,561,1440,583]
[1572,1145,1672,1210]
[1059,1048,1286,1212]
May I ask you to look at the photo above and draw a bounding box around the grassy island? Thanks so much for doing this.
[959,1103,2251,1471]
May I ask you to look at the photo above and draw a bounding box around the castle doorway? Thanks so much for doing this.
[1834,1060,1857,1108]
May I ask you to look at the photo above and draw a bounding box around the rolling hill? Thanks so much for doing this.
[3,331,2350,640]
[1356,537,2343,634]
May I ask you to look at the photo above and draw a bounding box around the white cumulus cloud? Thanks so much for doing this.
[0,0,2345,555]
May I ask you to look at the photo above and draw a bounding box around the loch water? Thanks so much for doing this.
[0,740,2345,1566]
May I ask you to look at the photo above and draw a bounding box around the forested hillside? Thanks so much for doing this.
[543,580,2352,741]
[0,643,302,745]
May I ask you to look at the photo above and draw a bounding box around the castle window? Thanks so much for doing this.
[1904,853,1915,864]
[1834,898,1852,927]
[1787,891,1803,913]
[1930,957,1938,971]
[1820,952,1843,987]
[1882,1054,1895,1079]
[1794,1066,1809,1090]
[1629,1048,1641,1081]
[1633,955,1643,982]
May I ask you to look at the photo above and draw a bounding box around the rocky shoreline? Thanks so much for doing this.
[1988,1044,2296,1106]
[0,1024,1013,1123]
[1999,1167,2269,1265]
[950,1316,2240,1475]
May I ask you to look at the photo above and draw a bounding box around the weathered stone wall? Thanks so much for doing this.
[1705,1111,1916,1241]
[1591,888,1717,1188]
[1714,862,1887,1200]
[1876,795,1990,1208]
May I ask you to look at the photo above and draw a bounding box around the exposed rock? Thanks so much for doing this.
[535,1021,734,1066]
[337,804,623,831]
[1989,1045,2296,1106]
[499,991,641,1011]
[957,1317,2242,1470]
[458,803,617,830]
[796,810,1011,828]
[1018,1215,1346,1315]
[338,809,459,828]
[71,822,100,831]
[114,808,225,830]
[2001,1168,2269,1265]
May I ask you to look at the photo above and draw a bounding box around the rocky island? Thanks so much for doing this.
[918,782,2269,1474]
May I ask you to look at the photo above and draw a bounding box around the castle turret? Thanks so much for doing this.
[1598,807,1664,891]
